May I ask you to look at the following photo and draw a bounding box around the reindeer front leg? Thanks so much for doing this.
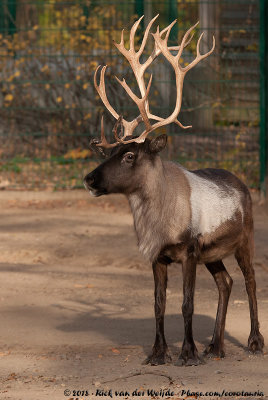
[176,256,203,366]
[143,259,172,365]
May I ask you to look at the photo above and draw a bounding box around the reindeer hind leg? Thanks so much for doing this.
[235,242,264,353]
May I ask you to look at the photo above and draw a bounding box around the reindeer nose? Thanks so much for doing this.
[84,174,94,187]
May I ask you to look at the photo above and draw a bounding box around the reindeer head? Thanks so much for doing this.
[84,15,215,196]
[84,134,167,196]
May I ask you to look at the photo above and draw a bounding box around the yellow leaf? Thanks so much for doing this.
[5,94,13,102]
[76,75,81,81]
[84,113,91,120]
[65,83,70,89]
[90,61,98,69]
[56,97,62,103]
[83,83,88,90]
[14,70,20,78]
[45,84,50,90]
[41,65,49,73]
[64,148,92,160]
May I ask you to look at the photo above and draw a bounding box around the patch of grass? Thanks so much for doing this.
[0,161,22,173]
[50,156,76,165]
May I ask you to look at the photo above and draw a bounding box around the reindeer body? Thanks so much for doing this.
[128,160,249,265]
[84,15,264,365]
[84,139,264,365]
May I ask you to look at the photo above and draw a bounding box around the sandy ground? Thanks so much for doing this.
[0,190,267,400]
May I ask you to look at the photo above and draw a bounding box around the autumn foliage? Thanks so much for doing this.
[0,3,136,160]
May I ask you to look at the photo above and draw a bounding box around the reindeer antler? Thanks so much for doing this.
[93,15,215,148]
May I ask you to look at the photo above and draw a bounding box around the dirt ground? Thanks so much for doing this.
[0,190,267,400]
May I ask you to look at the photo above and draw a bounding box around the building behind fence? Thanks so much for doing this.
[0,0,267,191]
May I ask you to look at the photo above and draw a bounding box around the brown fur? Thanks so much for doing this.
[84,136,264,365]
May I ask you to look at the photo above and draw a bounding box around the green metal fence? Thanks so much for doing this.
[0,0,266,190]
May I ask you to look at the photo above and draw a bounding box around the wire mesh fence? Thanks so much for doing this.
[0,0,261,189]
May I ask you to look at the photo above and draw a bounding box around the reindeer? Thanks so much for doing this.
[84,15,264,366]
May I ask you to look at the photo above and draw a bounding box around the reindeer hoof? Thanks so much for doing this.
[248,333,264,354]
[203,343,225,358]
[142,349,172,365]
[175,354,204,366]
[175,347,204,366]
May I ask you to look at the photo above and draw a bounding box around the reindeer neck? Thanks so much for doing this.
[127,160,190,261]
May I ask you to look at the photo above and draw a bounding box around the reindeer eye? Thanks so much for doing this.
[122,152,135,163]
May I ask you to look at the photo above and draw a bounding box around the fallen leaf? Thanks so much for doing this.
[111,348,120,354]
[7,373,17,381]
[74,283,94,289]
[0,351,10,357]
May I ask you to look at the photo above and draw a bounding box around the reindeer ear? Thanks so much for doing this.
[149,134,167,153]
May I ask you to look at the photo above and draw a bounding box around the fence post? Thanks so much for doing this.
[8,0,16,34]
[0,0,16,35]
[259,0,268,198]
[158,1,179,144]
[135,0,144,27]
[168,0,178,44]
